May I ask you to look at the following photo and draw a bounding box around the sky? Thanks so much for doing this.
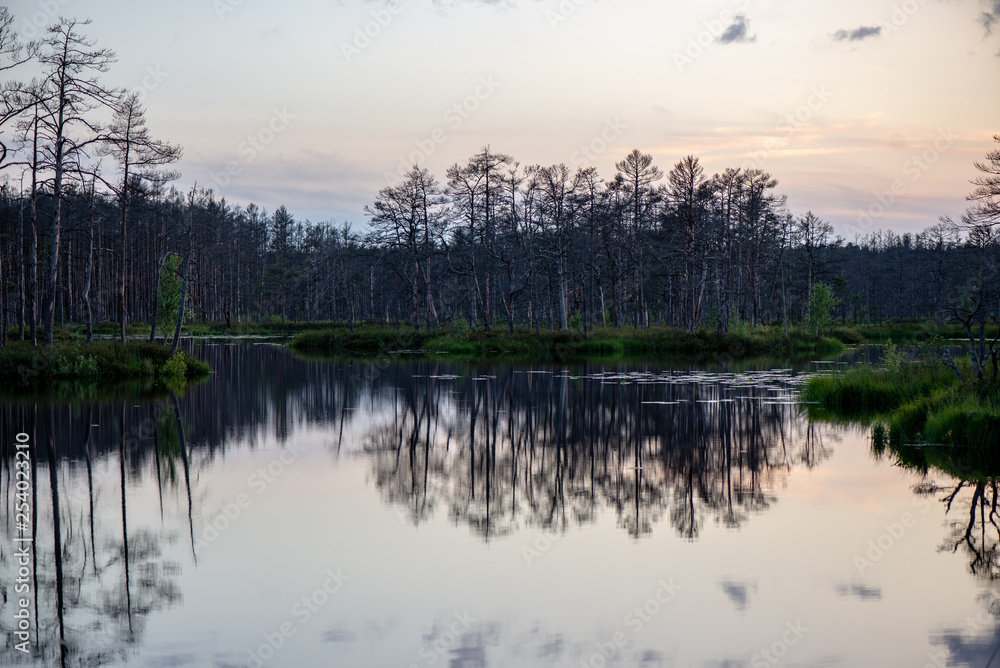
[6,0,1000,237]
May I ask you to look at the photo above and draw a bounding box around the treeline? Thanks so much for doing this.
[1,9,998,345]
[0,9,181,345]
[4,144,996,342]
[363,147,997,335]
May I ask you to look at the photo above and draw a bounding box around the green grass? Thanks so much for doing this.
[803,358,1000,449]
[5,325,80,342]
[849,319,1000,344]
[68,319,344,339]
[801,361,959,417]
[0,341,210,389]
[290,323,845,361]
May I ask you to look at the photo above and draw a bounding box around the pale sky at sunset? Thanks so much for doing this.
[9,0,1000,236]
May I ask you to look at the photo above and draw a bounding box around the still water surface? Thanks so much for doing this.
[1,342,997,667]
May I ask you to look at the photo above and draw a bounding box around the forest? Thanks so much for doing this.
[1,9,999,348]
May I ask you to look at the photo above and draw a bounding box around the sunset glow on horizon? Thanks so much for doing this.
[10,0,1000,236]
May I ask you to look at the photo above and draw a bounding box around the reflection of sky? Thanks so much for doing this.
[27,414,986,666]
[8,0,998,234]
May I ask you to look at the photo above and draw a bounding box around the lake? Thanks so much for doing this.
[1,341,997,667]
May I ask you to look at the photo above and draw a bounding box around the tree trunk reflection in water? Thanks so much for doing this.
[48,406,67,667]
[119,404,133,636]
[173,390,197,564]
[363,364,829,541]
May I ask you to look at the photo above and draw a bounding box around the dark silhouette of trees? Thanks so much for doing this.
[97,92,181,343]
[34,18,119,345]
[0,10,996,341]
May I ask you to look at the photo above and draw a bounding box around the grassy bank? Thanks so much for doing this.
[849,319,1000,344]
[802,357,1000,448]
[61,317,993,347]
[68,319,342,339]
[0,341,211,388]
[290,324,846,361]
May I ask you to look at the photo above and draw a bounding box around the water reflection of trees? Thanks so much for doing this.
[887,444,1000,580]
[0,350,836,663]
[0,404,183,667]
[887,445,1000,663]
[363,366,831,540]
[942,480,1000,580]
[0,344,423,666]
[931,480,1000,662]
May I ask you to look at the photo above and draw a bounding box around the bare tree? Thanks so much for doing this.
[967,135,1000,227]
[98,92,181,342]
[796,211,833,308]
[664,155,711,331]
[0,6,37,170]
[533,163,577,331]
[365,165,445,328]
[35,18,118,345]
[615,149,662,328]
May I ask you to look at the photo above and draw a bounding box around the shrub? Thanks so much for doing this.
[160,352,187,383]
[882,340,906,375]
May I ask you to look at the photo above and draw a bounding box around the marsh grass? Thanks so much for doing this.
[0,341,210,388]
[803,356,1000,448]
[290,324,845,361]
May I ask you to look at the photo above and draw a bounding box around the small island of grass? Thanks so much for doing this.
[0,339,210,389]
[289,323,851,361]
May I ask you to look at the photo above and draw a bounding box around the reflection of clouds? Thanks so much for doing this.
[320,617,677,668]
[638,649,669,666]
[537,634,565,660]
[930,629,1000,667]
[449,632,490,668]
[833,582,882,601]
[720,579,758,611]
[322,628,358,643]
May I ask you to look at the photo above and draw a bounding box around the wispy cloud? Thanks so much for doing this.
[717,14,757,44]
[832,25,882,42]
[981,0,1000,35]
